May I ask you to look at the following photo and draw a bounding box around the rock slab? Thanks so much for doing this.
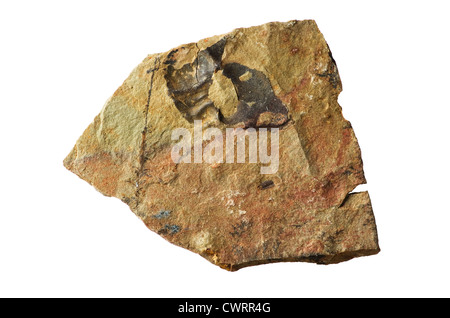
[64,20,380,271]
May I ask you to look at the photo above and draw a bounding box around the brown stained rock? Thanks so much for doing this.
[64,20,380,271]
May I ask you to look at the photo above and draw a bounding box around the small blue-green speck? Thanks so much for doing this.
[152,210,172,219]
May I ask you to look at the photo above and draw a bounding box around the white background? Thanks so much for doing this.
[1,0,449,298]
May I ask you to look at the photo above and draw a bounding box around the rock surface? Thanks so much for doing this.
[64,20,380,271]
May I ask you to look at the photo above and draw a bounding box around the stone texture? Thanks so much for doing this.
[64,20,380,271]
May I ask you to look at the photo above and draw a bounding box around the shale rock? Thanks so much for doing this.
[64,20,379,271]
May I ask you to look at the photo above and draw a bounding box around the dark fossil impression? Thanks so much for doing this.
[164,38,289,128]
